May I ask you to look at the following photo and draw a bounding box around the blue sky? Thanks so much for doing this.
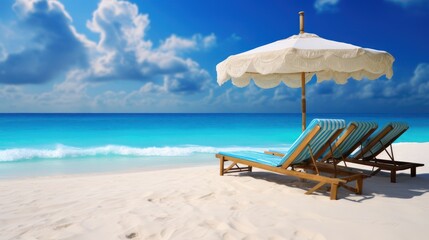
[0,0,428,113]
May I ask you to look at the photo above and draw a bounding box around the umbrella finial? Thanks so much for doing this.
[299,11,304,34]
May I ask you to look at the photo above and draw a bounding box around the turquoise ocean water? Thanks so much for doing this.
[0,113,428,178]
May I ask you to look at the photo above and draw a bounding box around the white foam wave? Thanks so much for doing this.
[0,144,287,162]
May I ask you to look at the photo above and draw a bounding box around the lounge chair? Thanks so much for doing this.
[345,122,424,183]
[265,121,378,158]
[216,119,365,200]
[265,121,378,176]
[320,121,378,162]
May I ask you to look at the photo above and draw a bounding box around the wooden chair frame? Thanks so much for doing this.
[320,123,376,174]
[344,126,424,183]
[216,126,365,200]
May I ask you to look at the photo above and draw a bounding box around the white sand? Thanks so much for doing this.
[0,143,428,240]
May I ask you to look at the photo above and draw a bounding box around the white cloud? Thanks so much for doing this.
[211,83,274,112]
[385,0,429,7]
[5,0,217,113]
[273,85,301,102]
[0,0,91,84]
[159,35,197,52]
[314,0,340,13]
[301,63,429,112]
[0,85,24,100]
[0,45,6,61]
[228,33,241,42]
[159,33,215,53]
[3,60,428,113]
[410,63,429,96]
[0,0,215,98]
[357,63,429,101]
[202,33,216,48]
[86,0,151,51]
[163,67,211,94]
[80,0,214,95]
[0,0,216,112]
[13,0,71,20]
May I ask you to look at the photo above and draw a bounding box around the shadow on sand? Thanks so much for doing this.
[233,170,429,202]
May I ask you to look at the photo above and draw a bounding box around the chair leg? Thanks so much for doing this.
[219,157,224,176]
[305,182,326,195]
[356,177,363,195]
[330,183,339,200]
[390,170,396,183]
[411,167,416,177]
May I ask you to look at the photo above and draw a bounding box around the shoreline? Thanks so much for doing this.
[0,161,218,181]
[0,143,428,239]
[0,142,427,180]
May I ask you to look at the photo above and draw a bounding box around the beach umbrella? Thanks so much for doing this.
[216,11,394,131]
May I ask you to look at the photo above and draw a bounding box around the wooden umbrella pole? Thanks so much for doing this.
[301,72,306,131]
[299,11,306,131]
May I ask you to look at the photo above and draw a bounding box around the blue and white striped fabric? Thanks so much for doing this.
[329,121,378,159]
[281,119,345,165]
[219,119,345,167]
[217,151,284,167]
[352,122,408,159]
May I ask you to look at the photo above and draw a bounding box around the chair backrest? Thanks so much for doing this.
[323,121,378,160]
[280,119,345,168]
[352,122,408,160]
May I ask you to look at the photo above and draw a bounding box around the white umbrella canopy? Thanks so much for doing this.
[216,12,394,131]
[217,32,394,88]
